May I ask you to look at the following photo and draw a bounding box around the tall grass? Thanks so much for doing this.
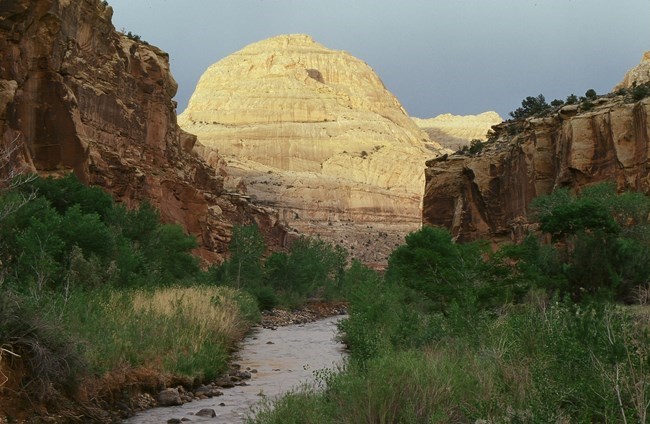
[251,301,650,423]
[62,286,259,381]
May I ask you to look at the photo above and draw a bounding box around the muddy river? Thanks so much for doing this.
[124,315,347,423]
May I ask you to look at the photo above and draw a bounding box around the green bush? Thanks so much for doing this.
[530,183,650,300]
[631,83,650,101]
[0,174,199,292]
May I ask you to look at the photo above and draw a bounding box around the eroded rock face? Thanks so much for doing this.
[423,96,650,243]
[412,111,502,151]
[0,0,285,262]
[179,34,446,265]
[614,51,650,91]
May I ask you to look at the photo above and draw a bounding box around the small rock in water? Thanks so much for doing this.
[219,402,226,407]
[266,341,274,344]
[167,419,182,424]
[181,419,191,422]
[196,408,217,418]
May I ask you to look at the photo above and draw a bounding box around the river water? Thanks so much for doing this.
[124,315,347,423]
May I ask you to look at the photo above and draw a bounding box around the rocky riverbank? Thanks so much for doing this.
[125,314,347,423]
[111,303,348,421]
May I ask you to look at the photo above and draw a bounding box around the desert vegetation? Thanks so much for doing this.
[251,182,650,423]
[3,171,650,423]
[0,173,348,420]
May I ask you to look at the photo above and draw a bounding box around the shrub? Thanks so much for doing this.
[585,88,598,100]
[530,183,650,300]
[509,94,551,119]
[631,83,650,101]
[0,293,84,401]
[566,93,579,104]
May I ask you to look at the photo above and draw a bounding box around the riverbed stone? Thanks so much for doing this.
[158,388,182,406]
[196,408,216,418]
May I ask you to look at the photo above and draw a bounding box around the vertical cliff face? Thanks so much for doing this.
[0,0,285,262]
[423,95,650,242]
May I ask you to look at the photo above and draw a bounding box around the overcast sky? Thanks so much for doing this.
[108,0,649,119]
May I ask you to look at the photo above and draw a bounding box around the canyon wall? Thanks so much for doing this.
[423,94,650,243]
[0,0,285,262]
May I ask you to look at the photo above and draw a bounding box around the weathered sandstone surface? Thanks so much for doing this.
[423,94,650,243]
[412,111,502,151]
[179,34,446,265]
[615,51,650,91]
[0,0,286,262]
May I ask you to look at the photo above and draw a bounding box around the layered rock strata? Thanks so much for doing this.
[423,94,650,243]
[179,34,446,265]
[412,111,502,151]
[0,0,285,262]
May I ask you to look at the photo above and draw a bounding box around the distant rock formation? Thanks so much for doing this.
[0,0,286,263]
[422,94,650,243]
[614,51,650,90]
[179,34,447,266]
[412,111,502,151]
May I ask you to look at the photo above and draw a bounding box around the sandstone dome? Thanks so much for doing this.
[179,34,447,264]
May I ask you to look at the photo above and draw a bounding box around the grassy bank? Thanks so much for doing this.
[0,174,348,421]
[253,301,650,423]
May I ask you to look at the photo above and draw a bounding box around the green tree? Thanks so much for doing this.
[531,183,650,300]
[385,226,483,313]
[509,94,550,119]
[223,224,266,289]
[566,94,579,104]
[585,88,598,100]
[264,237,347,305]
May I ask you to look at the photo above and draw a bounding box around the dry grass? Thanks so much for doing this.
[132,286,248,350]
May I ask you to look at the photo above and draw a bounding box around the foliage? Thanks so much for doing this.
[265,237,347,305]
[0,292,83,401]
[509,94,550,119]
[215,226,347,309]
[566,93,579,104]
[386,226,496,314]
[550,98,565,107]
[631,83,650,101]
[461,139,485,155]
[530,183,650,300]
[219,224,266,290]
[0,174,199,294]
[253,300,650,424]
[585,88,598,100]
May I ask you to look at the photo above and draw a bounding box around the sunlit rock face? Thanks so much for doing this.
[0,0,287,263]
[614,51,650,91]
[422,95,650,244]
[412,111,503,151]
[179,34,447,266]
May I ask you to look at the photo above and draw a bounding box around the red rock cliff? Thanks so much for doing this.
[423,95,650,242]
[0,0,286,262]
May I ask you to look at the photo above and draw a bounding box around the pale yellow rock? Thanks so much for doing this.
[179,34,447,262]
[614,51,650,91]
[412,111,502,151]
